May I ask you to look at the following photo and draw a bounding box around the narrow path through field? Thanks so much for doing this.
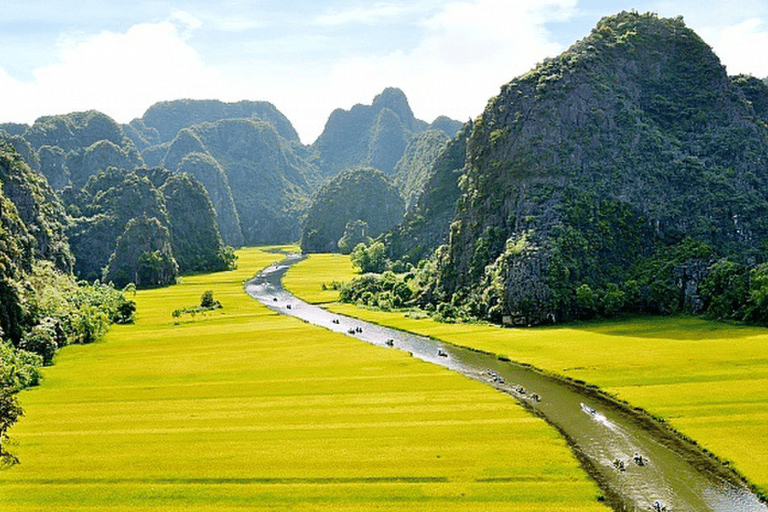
[248,254,768,512]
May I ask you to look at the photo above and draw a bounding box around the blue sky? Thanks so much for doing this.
[2,1,768,143]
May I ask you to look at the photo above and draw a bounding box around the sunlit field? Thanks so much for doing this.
[0,248,605,511]
[287,253,768,497]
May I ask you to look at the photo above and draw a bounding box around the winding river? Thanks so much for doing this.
[246,254,767,512]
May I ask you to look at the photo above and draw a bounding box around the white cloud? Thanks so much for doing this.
[0,14,226,125]
[316,0,576,135]
[700,18,768,77]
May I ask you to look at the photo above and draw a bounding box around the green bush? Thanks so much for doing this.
[351,241,388,273]
[0,387,23,465]
[0,342,43,392]
[71,306,110,344]
[200,290,222,309]
[19,323,58,366]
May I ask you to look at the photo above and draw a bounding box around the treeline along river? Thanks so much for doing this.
[246,254,768,512]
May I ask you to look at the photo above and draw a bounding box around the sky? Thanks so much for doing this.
[2,1,768,144]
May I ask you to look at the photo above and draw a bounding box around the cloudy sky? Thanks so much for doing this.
[2,0,768,143]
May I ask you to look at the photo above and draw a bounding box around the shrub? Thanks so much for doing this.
[19,323,58,365]
[201,290,216,308]
[0,342,43,392]
[0,388,23,465]
[71,306,110,344]
[575,284,597,319]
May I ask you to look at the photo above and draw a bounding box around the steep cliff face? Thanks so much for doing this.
[20,110,144,191]
[163,118,319,245]
[0,141,73,272]
[430,12,768,324]
[160,173,232,274]
[175,152,243,247]
[384,123,470,264]
[102,215,178,289]
[313,88,426,176]
[393,129,451,211]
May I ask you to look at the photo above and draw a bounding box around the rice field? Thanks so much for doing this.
[0,248,605,511]
[287,253,768,497]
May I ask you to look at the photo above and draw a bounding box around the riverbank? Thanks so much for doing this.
[0,248,605,511]
[284,253,768,502]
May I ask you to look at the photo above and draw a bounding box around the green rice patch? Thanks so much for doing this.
[0,248,605,511]
[290,253,768,497]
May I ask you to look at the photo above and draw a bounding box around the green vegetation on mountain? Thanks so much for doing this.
[160,172,236,275]
[163,118,319,245]
[127,98,301,147]
[103,215,178,289]
[0,141,74,273]
[175,152,243,246]
[393,129,451,210]
[22,110,143,189]
[382,122,471,265]
[66,167,233,286]
[300,167,404,253]
[0,144,135,463]
[6,95,457,256]
[312,87,461,180]
[377,12,768,326]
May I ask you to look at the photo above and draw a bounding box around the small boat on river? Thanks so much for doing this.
[580,402,597,416]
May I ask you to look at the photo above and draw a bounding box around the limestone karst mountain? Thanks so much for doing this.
[383,11,768,325]
[312,87,462,178]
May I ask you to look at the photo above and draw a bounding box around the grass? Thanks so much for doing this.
[285,253,768,497]
[0,247,605,511]
[283,253,357,304]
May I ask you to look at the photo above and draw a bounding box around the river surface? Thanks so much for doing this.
[246,254,768,512]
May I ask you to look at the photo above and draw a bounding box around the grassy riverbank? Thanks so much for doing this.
[0,248,605,511]
[285,253,768,497]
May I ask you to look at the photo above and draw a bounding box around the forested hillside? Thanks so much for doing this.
[0,142,136,462]
[378,11,768,326]
[301,167,405,253]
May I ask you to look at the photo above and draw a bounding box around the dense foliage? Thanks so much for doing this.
[0,141,74,273]
[300,167,405,253]
[65,167,234,286]
[377,12,768,326]
[0,145,136,463]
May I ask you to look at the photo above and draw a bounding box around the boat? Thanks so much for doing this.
[580,402,597,416]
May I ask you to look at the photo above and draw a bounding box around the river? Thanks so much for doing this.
[246,254,767,512]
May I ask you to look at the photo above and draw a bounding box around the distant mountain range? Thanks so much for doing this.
[0,88,461,283]
[4,10,768,328]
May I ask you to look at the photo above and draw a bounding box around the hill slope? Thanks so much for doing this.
[410,12,768,325]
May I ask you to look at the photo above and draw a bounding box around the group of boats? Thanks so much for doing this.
[581,403,669,511]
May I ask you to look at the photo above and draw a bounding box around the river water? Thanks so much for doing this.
[246,254,767,512]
